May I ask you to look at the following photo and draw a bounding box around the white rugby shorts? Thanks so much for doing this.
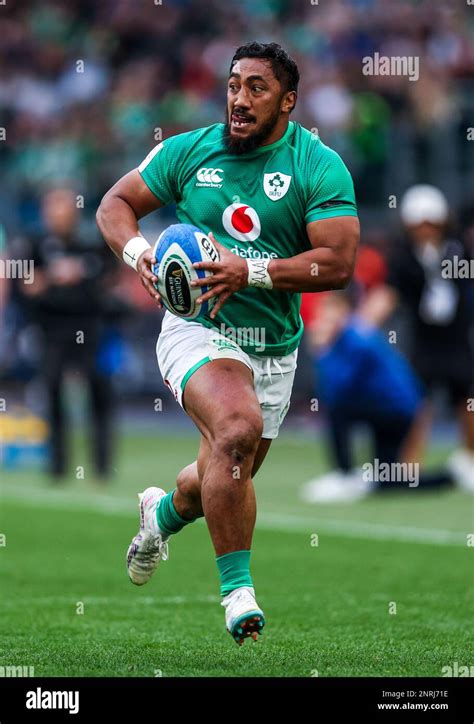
[156,311,298,439]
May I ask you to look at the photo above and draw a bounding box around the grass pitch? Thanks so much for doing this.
[1,430,472,677]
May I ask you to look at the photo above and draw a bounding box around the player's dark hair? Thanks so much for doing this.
[230,42,299,112]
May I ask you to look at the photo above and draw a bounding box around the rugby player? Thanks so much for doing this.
[96,42,359,644]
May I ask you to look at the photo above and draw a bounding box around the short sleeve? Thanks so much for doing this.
[305,144,358,224]
[138,136,183,205]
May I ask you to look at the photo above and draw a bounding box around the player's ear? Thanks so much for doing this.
[281,91,297,114]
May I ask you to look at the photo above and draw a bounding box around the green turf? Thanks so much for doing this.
[0,431,473,676]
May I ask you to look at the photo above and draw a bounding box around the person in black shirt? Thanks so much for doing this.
[361,185,474,491]
[22,188,115,480]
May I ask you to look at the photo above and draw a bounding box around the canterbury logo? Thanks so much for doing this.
[196,167,224,183]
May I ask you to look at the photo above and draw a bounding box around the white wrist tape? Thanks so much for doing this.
[246,258,273,289]
[122,236,151,271]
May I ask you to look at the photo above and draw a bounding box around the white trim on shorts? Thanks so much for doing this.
[156,311,298,439]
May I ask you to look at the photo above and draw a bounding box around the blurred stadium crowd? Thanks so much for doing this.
[0,0,473,485]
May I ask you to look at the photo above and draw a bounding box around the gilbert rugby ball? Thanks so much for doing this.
[152,224,220,319]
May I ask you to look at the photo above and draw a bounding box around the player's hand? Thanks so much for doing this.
[137,248,163,308]
[191,233,247,318]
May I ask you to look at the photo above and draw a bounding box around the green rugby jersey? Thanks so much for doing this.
[139,121,357,356]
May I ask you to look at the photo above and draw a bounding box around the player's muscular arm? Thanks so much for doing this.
[97,169,161,256]
[96,169,164,302]
[193,216,359,317]
[269,216,360,292]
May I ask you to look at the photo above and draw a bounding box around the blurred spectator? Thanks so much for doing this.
[361,185,474,490]
[302,290,455,503]
[18,188,115,480]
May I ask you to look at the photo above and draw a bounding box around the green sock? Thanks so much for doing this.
[216,550,253,597]
[156,490,194,537]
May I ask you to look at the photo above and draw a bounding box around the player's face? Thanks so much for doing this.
[224,58,293,154]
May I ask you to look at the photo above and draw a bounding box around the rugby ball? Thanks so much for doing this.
[152,224,219,319]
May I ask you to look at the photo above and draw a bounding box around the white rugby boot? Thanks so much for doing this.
[221,586,265,645]
[126,487,170,585]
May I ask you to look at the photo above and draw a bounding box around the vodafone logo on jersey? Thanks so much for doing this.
[222,203,261,242]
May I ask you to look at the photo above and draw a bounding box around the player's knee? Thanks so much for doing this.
[176,462,199,498]
[214,412,263,466]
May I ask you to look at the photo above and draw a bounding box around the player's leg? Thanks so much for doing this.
[183,358,261,553]
[126,313,261,589]
[149,439,211,540]
[182,358,266,643]
[126,314,292,645]
[172,438,272,522]
[154,312,272,533]
[134,432,270,607]
[126,357,266,592]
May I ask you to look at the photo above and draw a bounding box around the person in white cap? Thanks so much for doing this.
[361,184,474,492]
